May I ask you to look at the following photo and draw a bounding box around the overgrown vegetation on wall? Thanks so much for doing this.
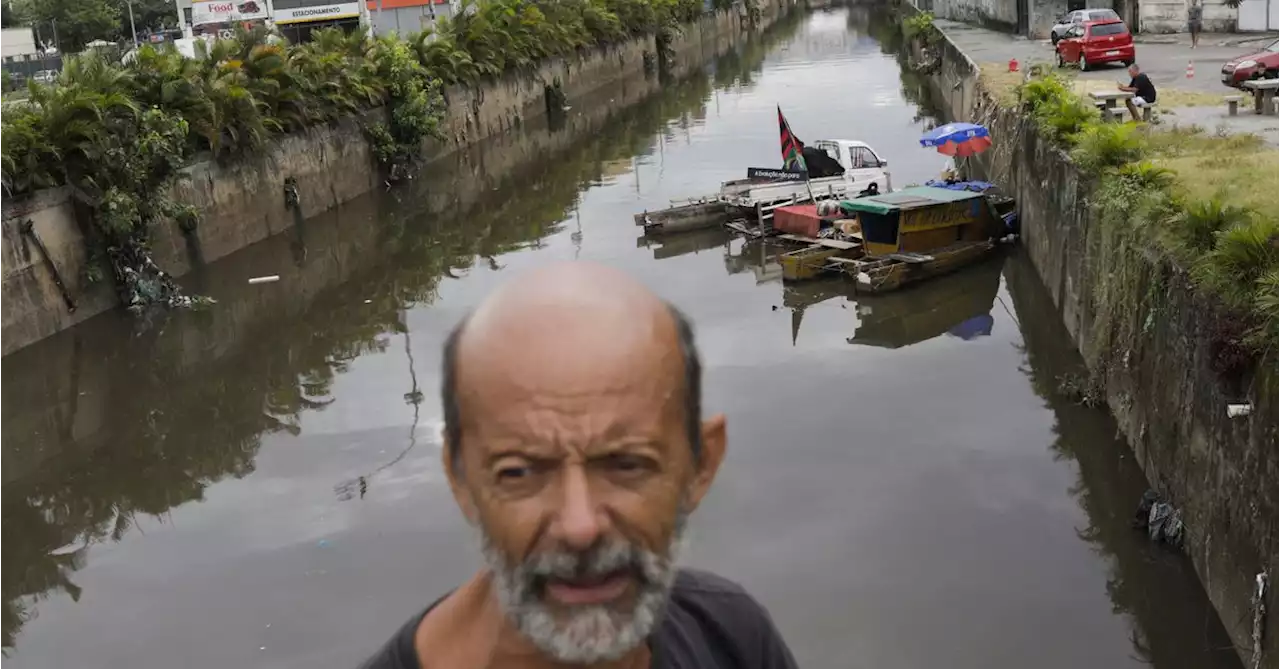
[1015,73,1278,379]
[0,0,710,311]
[903,11,942,46]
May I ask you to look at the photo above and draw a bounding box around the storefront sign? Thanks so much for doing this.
[192,0,268,25]
[273,2,362,23]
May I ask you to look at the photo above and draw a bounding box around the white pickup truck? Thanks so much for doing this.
[723,139,892,207]
[636,139,892,234]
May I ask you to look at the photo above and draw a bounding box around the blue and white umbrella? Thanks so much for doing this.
[919,123,992,157]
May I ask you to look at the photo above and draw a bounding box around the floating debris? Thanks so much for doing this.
[248,275,280,285]
[1132,490,1184,548]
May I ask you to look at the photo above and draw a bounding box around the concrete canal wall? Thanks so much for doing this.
[909,9,1278,666]
[0,0,795,356]
[1,24,773,485]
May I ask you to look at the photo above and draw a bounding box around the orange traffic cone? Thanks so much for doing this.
[1186,61,1194,78]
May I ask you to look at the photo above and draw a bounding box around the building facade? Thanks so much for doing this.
[1,26,37,58]
[367,0,465,35]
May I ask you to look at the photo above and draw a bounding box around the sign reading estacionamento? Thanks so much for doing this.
[273,2,362,23]
[192,0,268,25]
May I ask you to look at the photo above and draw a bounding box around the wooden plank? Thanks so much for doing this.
[776,233,859,250]
[890,252,935,264]
[725,220,766,238]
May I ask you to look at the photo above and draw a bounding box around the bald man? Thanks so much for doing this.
[358,262,797,669]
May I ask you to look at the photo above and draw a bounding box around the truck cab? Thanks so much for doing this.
[810,139,892,194]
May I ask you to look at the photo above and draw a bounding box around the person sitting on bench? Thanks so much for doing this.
[1118,63,1157,122]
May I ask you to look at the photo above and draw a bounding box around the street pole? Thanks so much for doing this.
[126,0,139,46]
[357,0,373,39]
[51,19,59,50]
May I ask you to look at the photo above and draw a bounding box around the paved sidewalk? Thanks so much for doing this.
[1132,31,1275,47]
[937,19,1263,94]
[935,19,1279,146]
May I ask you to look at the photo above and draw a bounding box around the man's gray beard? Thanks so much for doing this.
[481,514,687,665]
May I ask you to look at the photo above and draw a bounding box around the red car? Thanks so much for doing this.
[1054,19,1135,71]
[1220,40,1279,88]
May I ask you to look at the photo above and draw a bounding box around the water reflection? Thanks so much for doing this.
[1002,251,1242,669]
[721,236,1004,349]
[0,6,1243,669]
[0,15,801,653]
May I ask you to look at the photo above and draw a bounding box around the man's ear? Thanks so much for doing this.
[683,413,727,511]
[442,437,479,525]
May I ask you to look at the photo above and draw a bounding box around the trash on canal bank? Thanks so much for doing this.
[1132,490,1184,548]
[248,275,280,284]
[1227,403,1253,418]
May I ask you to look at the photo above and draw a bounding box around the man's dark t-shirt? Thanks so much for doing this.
[1129,73,1157,103]
[358,569,798,669]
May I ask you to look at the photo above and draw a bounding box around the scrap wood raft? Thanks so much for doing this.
[635,121,1018,293]
[648,180,1017,293]
[762,183,1017,292]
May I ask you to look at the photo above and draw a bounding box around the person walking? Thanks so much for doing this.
[1187,0,1203,49]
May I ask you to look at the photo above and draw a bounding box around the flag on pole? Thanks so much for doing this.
[778,106,806,173]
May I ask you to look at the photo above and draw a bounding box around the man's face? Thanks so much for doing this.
[445,325,724,664]
[1128,65,1139,77]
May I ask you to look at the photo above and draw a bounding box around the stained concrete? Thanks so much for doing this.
[909,8,1279,667]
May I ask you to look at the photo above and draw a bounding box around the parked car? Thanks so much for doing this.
[1050,8,1121,44]
[1055,19,1134,71]
[32,69,58,83]
[1220,39,1279,88]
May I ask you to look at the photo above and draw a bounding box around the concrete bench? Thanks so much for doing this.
[1089,90,1134,110]
[1241,79,1279,115]
[1225,94,1244,116]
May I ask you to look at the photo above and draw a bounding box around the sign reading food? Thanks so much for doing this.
[192,0,268,25]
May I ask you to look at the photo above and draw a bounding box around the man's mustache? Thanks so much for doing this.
[521,540,655,583]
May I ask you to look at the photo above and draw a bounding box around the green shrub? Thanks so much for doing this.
[1017,73,1097,145]
[1193,216,1279,311]
[1114,161,1175,190]
[1018,72,1072,110]
[904,12,941,46]
[1034,96,1096,143]
[1071,122,1144,173]
[1167,194,1254,257]
[1247,268,1278,355]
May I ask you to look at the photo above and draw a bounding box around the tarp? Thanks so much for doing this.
[924,179,997,193]
[839,185,983,216]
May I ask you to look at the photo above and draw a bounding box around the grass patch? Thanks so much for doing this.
[1145,127,1278,225]
[1002,70,1279,364]
[1069,79,1222,108]
[979,62,1034,107]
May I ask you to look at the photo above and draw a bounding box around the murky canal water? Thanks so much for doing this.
[1,7,1243,669]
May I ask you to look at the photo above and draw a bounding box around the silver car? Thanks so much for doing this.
[1050,8,1121,44]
